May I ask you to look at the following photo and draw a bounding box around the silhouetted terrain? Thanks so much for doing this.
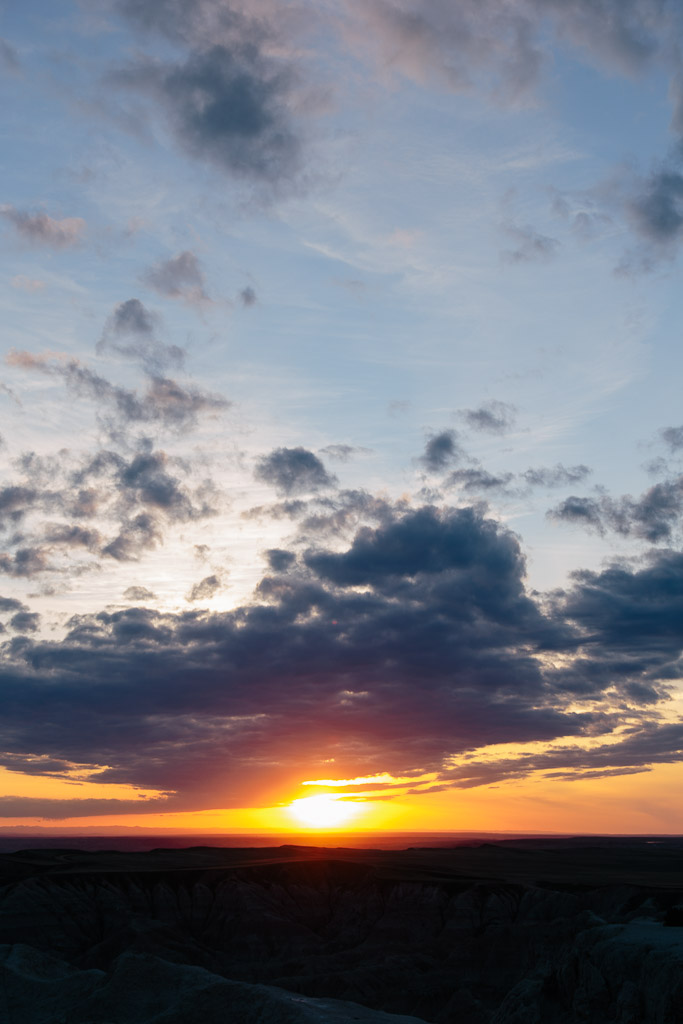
[1,837,682,1023]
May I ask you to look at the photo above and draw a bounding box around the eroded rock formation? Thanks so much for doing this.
[0,839,681,1023]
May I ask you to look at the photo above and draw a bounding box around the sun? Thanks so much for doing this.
[288,794,361,829]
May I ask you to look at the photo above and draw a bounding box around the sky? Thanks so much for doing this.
[1,0,683,835]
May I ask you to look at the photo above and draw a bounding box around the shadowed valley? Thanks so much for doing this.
[1,836,683,1023]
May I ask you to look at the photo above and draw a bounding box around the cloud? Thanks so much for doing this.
[427,721,683,791]
[319,444,371,462]
[552,191,613,239]
[117,451,200,519]
[265,548,297,572]
[303,504,526,586]
[446,468,514,492]
[615,151,683,265]
[346,0,681,103]
[461,401,516,434]
[661,425,683,451]
[99,299,185,375]
[0,392,222,579]
[0,484,39,527]
[419,430,462,472]
[255,447,337,496]
[124,585,157,601]
[549,548,683,695]
[114,40,302,186]
[345,0,543,101]
[8,350,229,435]
[9,611,40,633]
[186,573,224,602]
[523,464,592,488]
[627,163,683,250]
[343,1,683,261]
[2,495,683,815]
[549,476,683,543]
[43,524,101,551]
[0,206,85,247]
[142,251,210,305]
[501,222,559,263]
[0,38,20,74]
[0,547,50,577]
[102,512,162,562]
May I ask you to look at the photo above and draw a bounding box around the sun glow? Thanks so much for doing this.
[288,794,362,829]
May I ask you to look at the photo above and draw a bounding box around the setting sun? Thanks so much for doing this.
[288,794,362,829]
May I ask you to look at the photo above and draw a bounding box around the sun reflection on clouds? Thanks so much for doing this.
[302,771,437,788]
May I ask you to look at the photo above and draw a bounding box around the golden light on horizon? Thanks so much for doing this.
[287,794,363,829]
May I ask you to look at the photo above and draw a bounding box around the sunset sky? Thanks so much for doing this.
[1,0,683,835]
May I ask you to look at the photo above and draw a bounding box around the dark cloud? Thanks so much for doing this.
[186,574,223,602]
[0,547,50,577]
[255,447,336,496]
[501,222,559,263]
[42,524,101,551]
[0,796,174,819]
[419,430,462,472]
[425,721,683,791]
[8,350,229,435]
[0,596,26,614]
[102,512,162,562]
[2,498,682,815]
[550,548,683,689]
[661,425,683,450]
[0,504,563,808]
[108,296,156,336]
[142,251,209,305]
[0,485,38,527]
[99,299,185,375]
[445,468,514,492]
[114,40,301,186]
[461,401,516,434]
[9,611,40,633]
[246,490,398,548]
[118,452,196,518]
[628,163,683,249]
[304,504,526,587]
[523,464,591,488]
[548,494,604,532]
[0,431,219,580]
[0,206,85,247]
[123,585,157,602]
[549,477,683,543]
[265,548,297,572]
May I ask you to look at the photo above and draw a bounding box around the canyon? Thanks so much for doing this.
[1,837,682,1023]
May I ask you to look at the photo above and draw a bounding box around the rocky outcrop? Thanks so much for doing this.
[0,944,430,1023]
[1,844,681,1023]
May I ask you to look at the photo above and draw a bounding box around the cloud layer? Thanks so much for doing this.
[1,493,681,815]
